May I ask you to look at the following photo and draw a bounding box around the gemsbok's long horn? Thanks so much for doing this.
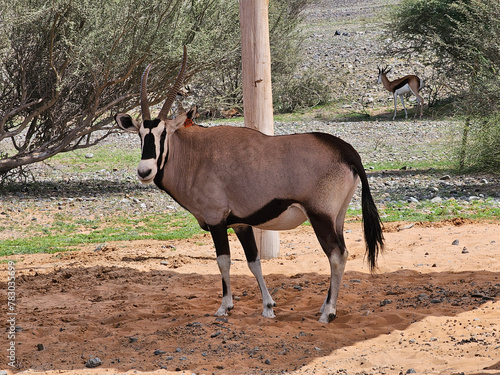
[158,46,188,121]
[141,64,153,121]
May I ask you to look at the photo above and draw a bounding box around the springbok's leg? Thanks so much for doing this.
[233,225,276,318]
[392,92,398,120]
[400,95,408,118]
[410,86,424,119]
[209,224,233,316]
[416,94,424,118]
[309,213,348,323]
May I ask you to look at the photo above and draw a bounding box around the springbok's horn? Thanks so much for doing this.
[141,64,153,121]
[158,46,188,121]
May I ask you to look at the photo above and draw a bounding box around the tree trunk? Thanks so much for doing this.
[239,0,279,259]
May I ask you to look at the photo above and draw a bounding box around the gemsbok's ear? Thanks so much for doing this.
[114,113,140,133]
[186,106,197,120]
[167,112,188,133]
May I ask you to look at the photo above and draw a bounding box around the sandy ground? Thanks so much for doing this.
[1,220,499,375]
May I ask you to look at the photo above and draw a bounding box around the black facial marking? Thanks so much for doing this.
[158,129,167,168]
[143,119,161,129]
[142,133,156,160]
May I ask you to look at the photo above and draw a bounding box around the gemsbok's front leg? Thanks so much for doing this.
[209,224,234,316]
[233,225,276,318]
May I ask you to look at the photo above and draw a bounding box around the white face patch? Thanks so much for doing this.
[137,121,167,183]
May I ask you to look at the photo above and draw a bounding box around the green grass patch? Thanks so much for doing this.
[363,159,454,171]
[0,211,204,257]
[2,197,498,257]
[347,197,500,222]
[51,145,140,173]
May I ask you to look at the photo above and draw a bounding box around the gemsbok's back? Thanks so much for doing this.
[115,47,384,323]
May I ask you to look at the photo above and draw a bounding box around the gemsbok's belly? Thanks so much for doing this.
[254,203,308,231]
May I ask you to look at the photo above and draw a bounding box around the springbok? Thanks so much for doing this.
[115,47,384,323]
[377,66,424,120]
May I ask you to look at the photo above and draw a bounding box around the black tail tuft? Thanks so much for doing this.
[360,172,384,271]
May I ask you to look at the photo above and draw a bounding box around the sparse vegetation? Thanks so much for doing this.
[0,0,316,175]
[385,0,500,172]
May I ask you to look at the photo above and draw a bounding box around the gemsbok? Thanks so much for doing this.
[115,47,384,323]
[377,66,424,120]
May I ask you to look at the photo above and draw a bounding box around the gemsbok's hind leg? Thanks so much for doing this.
[308,213,348,323]
[233,225,276,318]
[209,224,234,316]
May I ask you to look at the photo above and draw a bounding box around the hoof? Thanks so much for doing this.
[318,312,336,323]
[262,309,276,319]
[215,305,233,317]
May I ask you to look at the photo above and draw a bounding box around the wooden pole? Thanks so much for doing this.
[239,0,280,259]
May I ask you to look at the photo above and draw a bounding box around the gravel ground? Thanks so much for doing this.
[1,118,498,227]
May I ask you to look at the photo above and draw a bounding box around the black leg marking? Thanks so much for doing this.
[222,279,228,297]
[209,223,231,257]
[233,225,258,263]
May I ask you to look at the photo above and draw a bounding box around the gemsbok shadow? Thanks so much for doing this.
[5,264,498,373]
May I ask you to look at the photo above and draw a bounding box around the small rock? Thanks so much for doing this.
[85,153,94,159]
[93,244,106,252]
[85,357,102,368]
[211,331,222,338]
[452,239,460,246]
[128,337,138,343]
[462,248,469,254]
[406,369,417,374]
[154,350,166,355]
[265,359,271,365]
[380,299,392,306]
[36,343,45,351]
[439,175,451,180]
[418,293,429,301]
[431,196,442,203]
